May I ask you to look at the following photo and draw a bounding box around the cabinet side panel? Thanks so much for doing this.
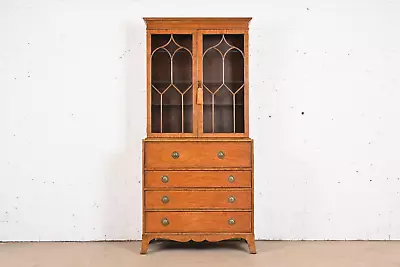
[146,32,151,136]
[142,139,146,235]
[251,139,254,233]
[244,31,249,136]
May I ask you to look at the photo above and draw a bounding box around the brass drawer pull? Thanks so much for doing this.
[161,196,169,204]
[161,218,169,226]
[228,218,235,225]
[172,151,180,159]
[161,175,169,183]
[228,196,236,203]
[228,175,235,183]
[217,151,225,159]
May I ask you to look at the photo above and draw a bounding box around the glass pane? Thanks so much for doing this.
[151,34,193,133]
[203,89,213,133]
[203,34,245,133]
[183,88,193,133]
[225,48,244,93]
[235,89,245,133]
[215,86,233,133]
[203,49,223,93]
[151,89,161,133]
[162,88,181,133]
[173,48,192,93]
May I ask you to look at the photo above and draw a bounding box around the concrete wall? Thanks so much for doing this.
[1,0,399,241]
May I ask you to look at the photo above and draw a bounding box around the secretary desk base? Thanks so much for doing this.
[140,233,256,254]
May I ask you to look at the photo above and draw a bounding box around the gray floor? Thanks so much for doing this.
[1,240,400,267]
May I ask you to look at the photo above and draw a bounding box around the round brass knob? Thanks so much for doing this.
[228,175,235,183]
[228,218,235,225]
[161,175,169,183]
[161,218,169,226]
[228,196,236,203]
[171,151,179,159]
[161,196,169,204]
[217,151,225,159]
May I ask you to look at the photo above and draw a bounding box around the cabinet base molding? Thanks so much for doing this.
[140,233,256,254]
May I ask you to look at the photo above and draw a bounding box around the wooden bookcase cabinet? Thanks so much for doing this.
[141,18,255,254]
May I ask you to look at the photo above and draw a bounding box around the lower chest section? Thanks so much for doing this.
[143,140,253,234]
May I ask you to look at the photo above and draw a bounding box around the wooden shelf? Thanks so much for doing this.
[203,104,244,106]
[151,104,193,107]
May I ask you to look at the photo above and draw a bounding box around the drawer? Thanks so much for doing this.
[145,190,251,210]
[145,211,251,233]
[145,171,251,188]
[144,141,252,169]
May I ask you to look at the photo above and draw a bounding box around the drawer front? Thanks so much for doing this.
[145,171,251,188]
[145,190,251,210]
[144,141,252,169]
[145,211,251,233]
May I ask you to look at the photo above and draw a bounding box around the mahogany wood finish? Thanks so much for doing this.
[141,17,255,254]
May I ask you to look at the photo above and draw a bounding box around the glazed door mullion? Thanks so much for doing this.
[197,30,249,137]
[147,30,198,137]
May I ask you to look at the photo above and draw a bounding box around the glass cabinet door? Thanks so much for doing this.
[200,33,246,136]
[150,33,195,135]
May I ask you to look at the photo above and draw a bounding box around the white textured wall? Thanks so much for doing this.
[1,0,399,241]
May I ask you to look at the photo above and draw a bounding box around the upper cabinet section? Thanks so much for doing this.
[144,18,251,138]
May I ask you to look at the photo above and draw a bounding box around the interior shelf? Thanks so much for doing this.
[152,81,243,84]
[203,104,244,106]
[152,104,193,107]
